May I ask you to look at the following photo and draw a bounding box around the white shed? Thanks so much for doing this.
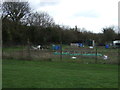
[113,40,120,45]
[113,40,120,48]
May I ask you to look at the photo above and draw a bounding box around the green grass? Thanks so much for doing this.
[2,59,118,88]
[2,46,26,52]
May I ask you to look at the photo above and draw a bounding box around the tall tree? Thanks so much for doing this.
[2,1,31,24]
[2,1,31,45]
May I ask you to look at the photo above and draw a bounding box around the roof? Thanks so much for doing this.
[113,40,120,43]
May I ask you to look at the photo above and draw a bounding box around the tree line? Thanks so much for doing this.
[2,1,119,46]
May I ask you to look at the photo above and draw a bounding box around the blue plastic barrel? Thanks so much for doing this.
[79,43,83,47]
[55,46,58,50]
[105,44,109,49]
[54,45,60,50]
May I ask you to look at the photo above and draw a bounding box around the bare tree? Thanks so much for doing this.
[27,12,55,27]
[2,1,31,24]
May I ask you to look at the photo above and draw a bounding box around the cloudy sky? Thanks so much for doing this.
[28,0,119,33]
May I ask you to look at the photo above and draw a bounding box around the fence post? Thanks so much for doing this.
[59,26,62,61]
[60,41,62,60]
[27,38,31,60]
[95,47,97,63]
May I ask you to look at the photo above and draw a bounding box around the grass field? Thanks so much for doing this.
[2,59,118,88]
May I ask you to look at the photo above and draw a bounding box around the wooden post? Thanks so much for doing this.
[60,40,62,60]
[58,25,62,61]
[95,47,97,63]
[60,30,62,61]
[27,38,31,60]
[92,40,95,47]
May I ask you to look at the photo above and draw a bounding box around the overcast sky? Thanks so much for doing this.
[28,0,119,33]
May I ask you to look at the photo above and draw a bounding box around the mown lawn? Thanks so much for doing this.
[2,59,118,88]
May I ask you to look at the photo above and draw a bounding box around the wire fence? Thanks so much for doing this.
[2,45,119,64]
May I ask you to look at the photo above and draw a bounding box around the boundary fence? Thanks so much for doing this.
[2,46,119,64]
